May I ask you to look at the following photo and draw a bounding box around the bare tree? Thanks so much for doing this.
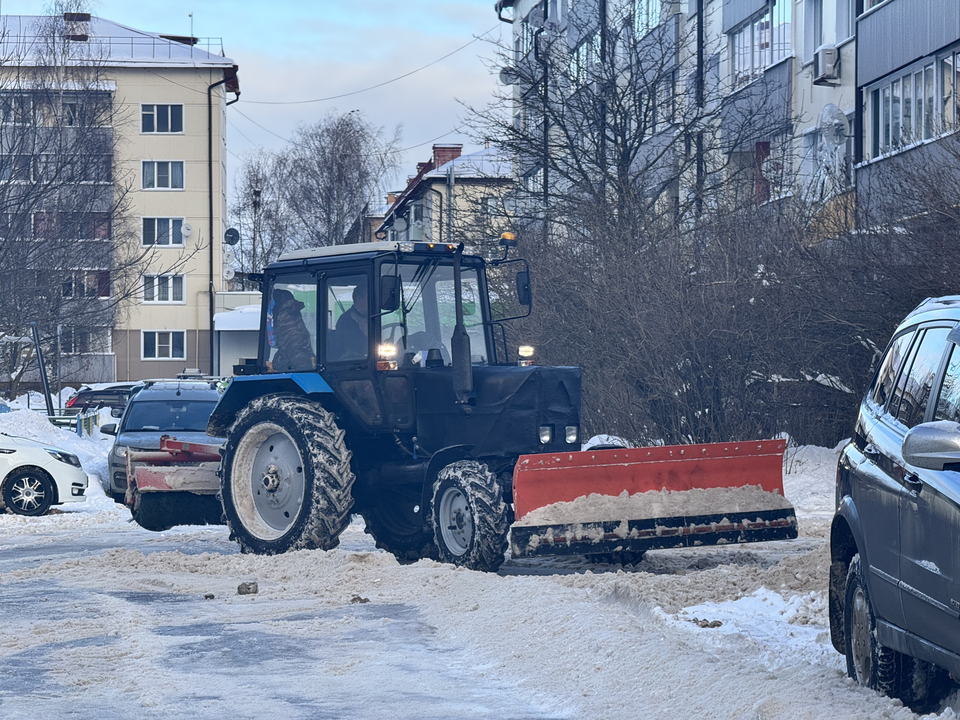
[0,3,193,395]
[231,110,402,281]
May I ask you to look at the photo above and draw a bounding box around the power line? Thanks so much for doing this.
[241,26,499,106]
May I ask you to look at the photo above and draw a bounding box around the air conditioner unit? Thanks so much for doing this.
[814,45,839,83]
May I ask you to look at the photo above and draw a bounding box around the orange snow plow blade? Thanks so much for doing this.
[510,440,797,559]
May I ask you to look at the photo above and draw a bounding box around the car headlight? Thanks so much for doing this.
[114,445,127,459]
[45,448,81,467]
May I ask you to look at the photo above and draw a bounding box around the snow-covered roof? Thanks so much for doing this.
[424,147,513,180]
[0,15,236,68]
[214,304,261,332]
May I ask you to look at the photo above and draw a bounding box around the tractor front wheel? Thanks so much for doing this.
[431,460,508,573]
[220,395,355,555]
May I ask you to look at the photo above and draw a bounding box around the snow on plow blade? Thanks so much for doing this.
[126,437,222,495]
[510,440,798,559]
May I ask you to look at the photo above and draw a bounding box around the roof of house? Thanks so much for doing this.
[0,15,236,69]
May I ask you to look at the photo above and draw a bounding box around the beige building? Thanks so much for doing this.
[1,13,240,382]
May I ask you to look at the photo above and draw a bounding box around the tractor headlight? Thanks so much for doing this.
[45,448,81,467]
[565,425,579,444]
[377,343,399,371]
[539,425,553,444]
[518,345,535,367]
[114,445,127,459]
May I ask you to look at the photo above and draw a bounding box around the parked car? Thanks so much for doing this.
[831,296,960,710]
[0,433,87,515]
[100,380,224,503]
[64,383,137,415]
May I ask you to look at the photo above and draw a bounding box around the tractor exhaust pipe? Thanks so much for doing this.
[451,243,473,409]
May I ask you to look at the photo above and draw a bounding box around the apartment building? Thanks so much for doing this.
[494,0,859,215]
[0,13,239,383]
[378,144,515,253]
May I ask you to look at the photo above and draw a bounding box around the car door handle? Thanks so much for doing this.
[904,474,923,493]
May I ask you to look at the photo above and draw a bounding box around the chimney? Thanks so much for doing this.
[386,192,398,206]
[432,144,463,169]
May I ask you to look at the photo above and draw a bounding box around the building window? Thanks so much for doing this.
[0,155,33,182]
[634,0,660,37]
[570,32,601,88]
[142,160,184,190]
[731,2,791,89]
[142,330,185,360]
[62,270,110,299]
[142,217,184,246]
[866,54,956,159]
[141,104,183,133]
[143,274,185,303]
[34,212,110,240]
[62,326,110,354]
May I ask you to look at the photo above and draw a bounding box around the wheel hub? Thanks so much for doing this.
[438,486,473,557]
[261,464,282,493]
[12,478,43,510]
[850,586,872,682]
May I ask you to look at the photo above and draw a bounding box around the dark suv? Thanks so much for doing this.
[831,296,960,709]
[100,380,223,503]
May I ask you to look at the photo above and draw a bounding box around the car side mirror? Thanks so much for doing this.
[380,275,401,313]
[111,407,124,418]
[516,270,531,307]
[902,420,960,471]
[100,423,118,436]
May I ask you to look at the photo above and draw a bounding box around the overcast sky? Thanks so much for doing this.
[1,0,508,201]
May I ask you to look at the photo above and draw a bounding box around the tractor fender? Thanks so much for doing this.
[207,373,333,437]
[420,445,475,514]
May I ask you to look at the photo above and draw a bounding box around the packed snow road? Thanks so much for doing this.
[0,414,957,719]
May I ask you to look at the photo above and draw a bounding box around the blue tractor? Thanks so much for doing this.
[207,239,582,572]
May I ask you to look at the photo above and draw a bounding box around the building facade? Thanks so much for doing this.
[0,13,239,384]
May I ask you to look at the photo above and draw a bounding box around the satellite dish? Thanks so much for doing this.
[499,66,520,86]
[224,227,240,245]
[223,267,236,281]
[223,246,236,265]
[393,217,408,233]
[817,104,850,151]
[180,222,193,237]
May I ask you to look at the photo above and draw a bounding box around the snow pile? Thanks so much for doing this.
[782,441,843,518]
[514,484,793,526]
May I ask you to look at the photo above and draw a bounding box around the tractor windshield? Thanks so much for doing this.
[380,261,487,366]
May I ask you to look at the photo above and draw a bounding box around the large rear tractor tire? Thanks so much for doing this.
[220,395,355,555]
[360,487,439,564]
[431,460,508,573]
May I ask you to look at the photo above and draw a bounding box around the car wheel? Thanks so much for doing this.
[2,468,55,516]
[844,554,913,699]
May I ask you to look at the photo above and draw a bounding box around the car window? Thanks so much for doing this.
[871,330,916,410]
[934,344,960,423]
[121,400,218,433]
[890,327,950,429]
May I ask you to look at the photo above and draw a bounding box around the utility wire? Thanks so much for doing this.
[241,26,499,106]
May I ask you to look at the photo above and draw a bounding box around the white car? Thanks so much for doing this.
[0,433,88,516]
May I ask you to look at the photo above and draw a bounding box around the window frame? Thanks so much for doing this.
[142,273,186,304]
[140,103,184,134]
[141,160,185,190]
[141,330,186,360]
[141,217,186,247]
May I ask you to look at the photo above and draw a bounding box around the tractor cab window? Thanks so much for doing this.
[380,261,487,367]
[324,274,369,363]
[264,274,317,373]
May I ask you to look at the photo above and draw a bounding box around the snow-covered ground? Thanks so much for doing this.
[0,413,957,719]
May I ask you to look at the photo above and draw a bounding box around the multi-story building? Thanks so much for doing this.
[378,144,515,252]
[0,13,239,384]
[493,0,859,218]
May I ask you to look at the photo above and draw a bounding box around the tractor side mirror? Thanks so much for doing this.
[380,275,401,313]
[516,270,531,306]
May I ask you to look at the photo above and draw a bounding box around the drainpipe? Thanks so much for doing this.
[208,72,240,375]
[446,164,455,243]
